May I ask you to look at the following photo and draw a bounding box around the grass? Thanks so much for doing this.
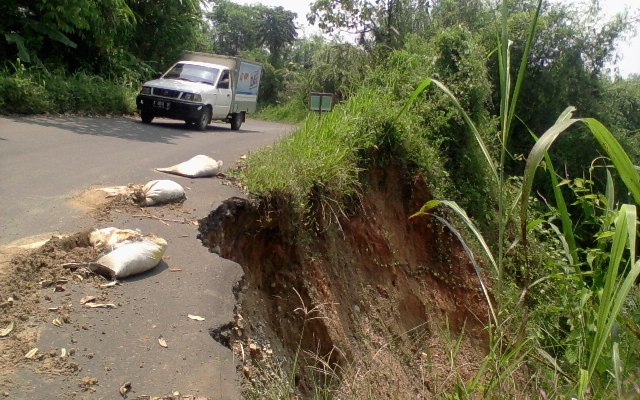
[238,88,433,219]
[256,100,309,123]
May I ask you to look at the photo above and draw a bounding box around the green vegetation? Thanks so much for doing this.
[0,61,137,114]
[2,0,640,397]
[235,0,640,398]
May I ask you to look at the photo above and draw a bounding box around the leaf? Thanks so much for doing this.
[52,318,64,327]
[100,281,118,288]
[28,22,77,48]
[0,321,14,337]
[4,33,31,63]
[580,118,640,204]
[24,348,39,359]
[80,296,96,305]
[412,199,499,275]
[84,303,117,309]
[60,348,67,358]
[188,314,205,321]
[158,336,168,348]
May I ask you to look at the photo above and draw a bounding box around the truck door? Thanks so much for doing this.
[213,70,232,119]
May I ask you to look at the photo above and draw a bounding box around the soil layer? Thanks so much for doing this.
[199,165,490,398]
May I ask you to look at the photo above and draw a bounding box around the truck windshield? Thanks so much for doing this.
[163,63,219,85]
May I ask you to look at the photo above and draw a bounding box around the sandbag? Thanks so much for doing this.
[96,237,167,279]
[90,227,143,251]
[156,155,223,178]
[135,179,185,206]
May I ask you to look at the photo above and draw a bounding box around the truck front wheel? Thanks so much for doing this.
[230,112,244,131]
[141,111,154,124]
[196,107,211,131]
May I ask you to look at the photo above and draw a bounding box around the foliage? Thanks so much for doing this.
[308,0,431,48]
[208,0,297,67]
[0,61,136,115]
[0,0,207,81]
[399,0,640,397]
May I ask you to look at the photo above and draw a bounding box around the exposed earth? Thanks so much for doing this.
[199,165,492,398]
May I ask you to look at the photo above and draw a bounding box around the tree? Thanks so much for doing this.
[256,6,298,66]
[208,0,261,56]
[208,1,297,67]
[0,0,134,66]
[307,0,431,49]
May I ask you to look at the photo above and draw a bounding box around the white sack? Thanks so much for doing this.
[156,155,223,178]
[90,227,143,251]
[96,237,167,279]
[138,179,185,206]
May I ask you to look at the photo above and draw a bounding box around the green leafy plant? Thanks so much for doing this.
[399,0,640,397]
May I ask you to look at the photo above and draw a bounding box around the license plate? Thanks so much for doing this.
[153,100,170,110]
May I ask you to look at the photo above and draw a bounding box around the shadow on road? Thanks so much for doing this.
[3,115,256,144]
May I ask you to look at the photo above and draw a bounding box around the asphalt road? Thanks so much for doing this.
[0,115,292,245]
[0,116,294,399]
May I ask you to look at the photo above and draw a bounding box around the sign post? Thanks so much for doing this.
[308,92,334,113]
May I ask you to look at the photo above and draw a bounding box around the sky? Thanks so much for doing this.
[231,0,639,77]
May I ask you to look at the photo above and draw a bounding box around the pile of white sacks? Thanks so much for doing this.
[89,154,224,279]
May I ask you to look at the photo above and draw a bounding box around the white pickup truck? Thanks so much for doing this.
[136,51,262,131]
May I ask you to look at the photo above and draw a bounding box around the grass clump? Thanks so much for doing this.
[241,89,394,207]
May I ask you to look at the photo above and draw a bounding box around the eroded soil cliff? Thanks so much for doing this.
[199,165,490,398]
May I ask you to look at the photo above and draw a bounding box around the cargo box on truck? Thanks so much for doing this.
[136,51,263,131]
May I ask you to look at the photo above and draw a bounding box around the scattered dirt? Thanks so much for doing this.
[69,186,195,225]
[69,186,145,222]
[0,232,105,380]
[199,165,491,398]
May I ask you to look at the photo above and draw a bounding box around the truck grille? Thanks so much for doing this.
[152,88,180,98]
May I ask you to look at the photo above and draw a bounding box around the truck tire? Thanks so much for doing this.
[141,111,154,124]
[230,112,244,131]
[196,107,211,131]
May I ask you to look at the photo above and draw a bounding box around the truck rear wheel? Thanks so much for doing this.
[230,112,244,131]
[196,107,211,131]
[141,111,154,124]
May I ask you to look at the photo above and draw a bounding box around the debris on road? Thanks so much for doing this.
[187,314,205,321]
[96,236,167,279]
[133,180,186,207]
[80,295,97,305]
[156,155,223,178]
[24,348,39,359]
[0,321,14,337]
[158,336,168,348]
[84,302,117,309]
[90,227,143,251]
[119,381,132,397]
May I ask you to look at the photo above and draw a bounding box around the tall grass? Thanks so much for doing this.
[400,0,640,397]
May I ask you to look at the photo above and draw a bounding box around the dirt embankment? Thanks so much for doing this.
[199,165,490,398]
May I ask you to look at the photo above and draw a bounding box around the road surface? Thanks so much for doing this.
[0,115,294,399]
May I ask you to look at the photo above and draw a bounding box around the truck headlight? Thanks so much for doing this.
[140,86,152,95]
[182,92,202,102]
